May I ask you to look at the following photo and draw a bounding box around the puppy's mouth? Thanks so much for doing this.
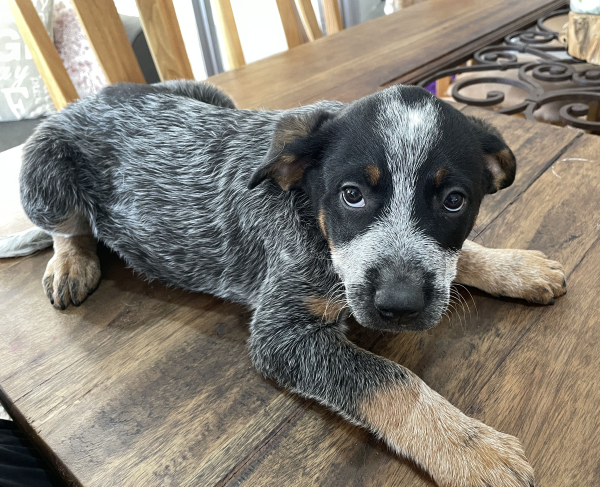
[357,308,442,332]
[347,285,448,332]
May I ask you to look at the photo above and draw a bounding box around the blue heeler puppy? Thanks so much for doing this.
[13,80,566,487]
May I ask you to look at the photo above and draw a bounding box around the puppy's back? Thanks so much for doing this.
[18,81,292,304]
[98,80,236,109]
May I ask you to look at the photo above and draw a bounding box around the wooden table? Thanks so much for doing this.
[4,1,600,486]
[209,0,567,108]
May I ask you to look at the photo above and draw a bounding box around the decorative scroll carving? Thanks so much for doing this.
[417,8,600,133]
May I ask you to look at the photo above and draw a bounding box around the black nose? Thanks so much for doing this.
[375,284,425,321]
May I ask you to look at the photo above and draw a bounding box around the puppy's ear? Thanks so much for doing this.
[248,108,336,190]
[469,116,517,194]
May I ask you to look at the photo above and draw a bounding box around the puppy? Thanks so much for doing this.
[16,80,565,486]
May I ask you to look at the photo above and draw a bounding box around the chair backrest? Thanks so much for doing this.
[213,0,343,70]
[8,0,343,110]
[8,0,193,110]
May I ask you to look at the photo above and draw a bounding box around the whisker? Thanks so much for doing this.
[452,288,469,322]
[448,292,465,331]
[455,283,478,318]
[446,299,461,329]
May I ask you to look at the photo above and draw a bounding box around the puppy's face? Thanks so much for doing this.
[249,86,516,331]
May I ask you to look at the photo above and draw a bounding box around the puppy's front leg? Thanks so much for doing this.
[250,286,534,487]
[455,240,566,305]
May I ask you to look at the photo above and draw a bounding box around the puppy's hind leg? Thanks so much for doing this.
[43,216,101,309]
[44,236,100,310]
[20,127,101,309]
[455,240,567,305]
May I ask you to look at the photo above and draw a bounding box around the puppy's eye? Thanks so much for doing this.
[443,192,465,212]
[342,187,365,208]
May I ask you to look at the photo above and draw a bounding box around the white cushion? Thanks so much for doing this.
[0,0,56,121]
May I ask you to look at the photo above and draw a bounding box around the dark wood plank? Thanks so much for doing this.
[474,134,600,271]
[466,240,600,487]
[220,131,600,485]
[0,248,288,486]
[186,393,307,486]
[210,0,567,110]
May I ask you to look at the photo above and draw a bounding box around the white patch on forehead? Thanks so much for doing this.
[380,89,439,132]
[374,93,441,231]
[377,94,440,170]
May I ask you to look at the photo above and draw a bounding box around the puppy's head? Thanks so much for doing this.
[249,85,516,331]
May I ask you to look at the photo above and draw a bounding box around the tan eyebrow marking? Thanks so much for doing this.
[434,167,449,187]
[365,164,381,186]
[318,208,337,252]
[318,208,327,237]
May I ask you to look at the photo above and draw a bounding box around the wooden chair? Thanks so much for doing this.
[8,0,193,110]
[213,0,343,69]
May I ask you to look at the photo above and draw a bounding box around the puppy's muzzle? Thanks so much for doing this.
[374,280,425,323]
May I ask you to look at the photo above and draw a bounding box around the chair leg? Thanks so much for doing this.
[323,0,343,35]
[276,0,306,49]
[136,0,195,81]
[70,0,146,84]
[212,0,245,69]
[297,0,323,41]
[435,76,451,98]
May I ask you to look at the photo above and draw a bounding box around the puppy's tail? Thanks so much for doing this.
[0,227,53,258]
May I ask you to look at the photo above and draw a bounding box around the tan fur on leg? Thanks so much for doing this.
[305,295,347,323]
[43,235,101,309]
[360,372,534,487]
[456,240,566,304]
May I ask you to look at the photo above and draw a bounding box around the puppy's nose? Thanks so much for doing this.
[375,284,424,321]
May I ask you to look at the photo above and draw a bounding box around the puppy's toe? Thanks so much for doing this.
[519,254,566,305]
[54,274,71,310]
[427,417,534,487]
[42,269,55,306]
[461,427,534,487]
[42,251,101,309]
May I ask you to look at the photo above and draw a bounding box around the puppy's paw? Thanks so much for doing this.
[496,249,566,305]
[363,377,533,487]
[457,242,566,306]
[431,420,534,487]
[43,249,101,309]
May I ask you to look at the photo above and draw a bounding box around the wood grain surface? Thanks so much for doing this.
[3,1,596,486]
[568,10,600,65]
[209,0,566,109]
[322,0,343,35]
